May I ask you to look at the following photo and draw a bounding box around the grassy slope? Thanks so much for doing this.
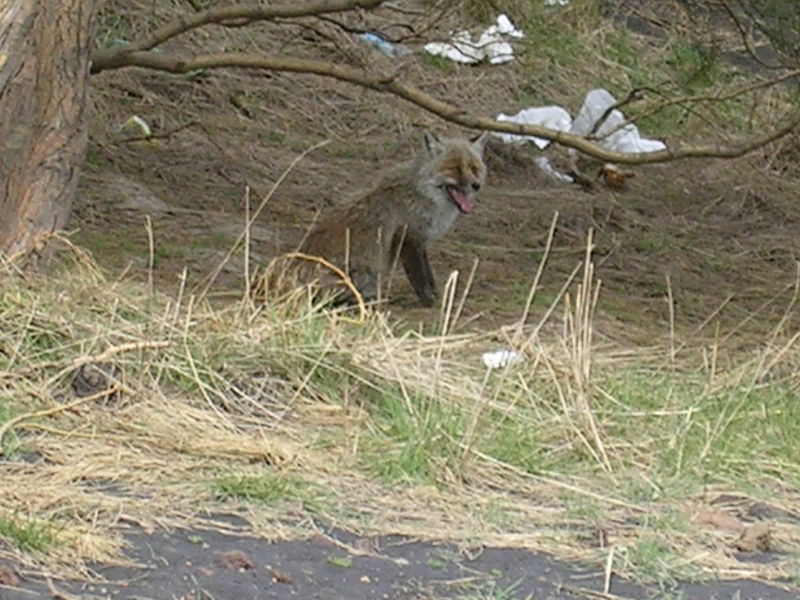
[1,0,800,589]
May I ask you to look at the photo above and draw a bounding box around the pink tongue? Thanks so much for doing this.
[448,187,475,214]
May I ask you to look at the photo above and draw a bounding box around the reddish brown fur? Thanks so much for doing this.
[295,131,488,306]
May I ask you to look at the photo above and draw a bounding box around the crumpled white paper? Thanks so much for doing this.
[482,349,524,369]
[495,106,573,149]
[424,14,524,65]
[493,88,666,176]
[571,88,666,153]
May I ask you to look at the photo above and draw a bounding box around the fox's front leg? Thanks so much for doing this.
[401,238,436,306]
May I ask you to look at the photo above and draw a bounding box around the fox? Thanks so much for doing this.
[298,130,488,307]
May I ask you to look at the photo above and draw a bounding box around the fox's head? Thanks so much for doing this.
[416,131,488,216]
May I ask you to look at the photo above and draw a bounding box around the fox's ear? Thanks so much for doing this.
[422,130,443,156]
[470,131,489,154]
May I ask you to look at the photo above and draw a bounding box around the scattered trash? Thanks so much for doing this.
[424,14,524,65]
[121,115,152,138]
[571,88,666,154]
[218,550,254,571]
[360,32,412,58]
[495,14,525,39]
[735,521,772,552]
[598,163,635,188]
[493,88,666,180]
[544,0,570,5]
[495,106,573,149]
[482,349,524,369]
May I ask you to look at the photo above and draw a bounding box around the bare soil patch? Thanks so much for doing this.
[77,1,800,345]
[2,519,796,599]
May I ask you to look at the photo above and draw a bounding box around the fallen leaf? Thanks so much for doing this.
[693,509,745,534]
[353,537,380,554]
[218,550,254,571]
[308,533,337,547]
[736,521,772,552]
[0,565,20,587]
[326,555,353,568]
[598,163,635,188]
[270,567,292,584]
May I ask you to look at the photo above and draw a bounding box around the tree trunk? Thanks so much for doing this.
[0,0,96,258]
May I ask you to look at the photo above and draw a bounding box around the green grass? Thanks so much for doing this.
[363,391,467,484]
[478,409,548,475]
[0,515,56,553]
[325,554,353,568]
[601,371,800,484]
[3,260,800,582]
[422,53,457,73]
[353,349,800,505]
[0,401,22,457]
[667,41,726,93]
[623,534,706,593]
[458,578,527,600]
[212,469,320,507]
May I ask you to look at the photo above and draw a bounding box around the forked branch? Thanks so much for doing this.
[91,0,386,68]
[89,51,800,165]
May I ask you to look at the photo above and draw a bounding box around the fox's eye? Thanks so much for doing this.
[471,182,481,192]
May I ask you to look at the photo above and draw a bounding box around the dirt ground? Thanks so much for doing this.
[2,517,797,599]
[7,1,800,598]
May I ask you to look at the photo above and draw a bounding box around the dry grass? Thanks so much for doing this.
[2,234,800,586]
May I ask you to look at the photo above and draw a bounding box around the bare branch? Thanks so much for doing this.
[717,0,785,70]
[181,0,202,13]
[316,14,415,41]
[589,68,800,144]
[91,0,386,68]
[89,51,800,165]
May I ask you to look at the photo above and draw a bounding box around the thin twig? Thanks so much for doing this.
[284,251,367,322]
[196,139,330,297]
[0,387,122,456]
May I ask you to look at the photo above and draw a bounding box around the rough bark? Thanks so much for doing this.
[0,0,97,258]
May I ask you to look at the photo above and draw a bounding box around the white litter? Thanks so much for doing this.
[495,106,572,149]
[424,14,524,65]
[544,0,570,6]
[571,88,667,153]
[482,349,524,369]
[494,88,666,175]
[534,156,575,182]
[495,14,525,38]
[121,115,152,138]
[359,32,413,58]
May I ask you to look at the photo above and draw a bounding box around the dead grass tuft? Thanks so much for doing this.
[3,235,800,584]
